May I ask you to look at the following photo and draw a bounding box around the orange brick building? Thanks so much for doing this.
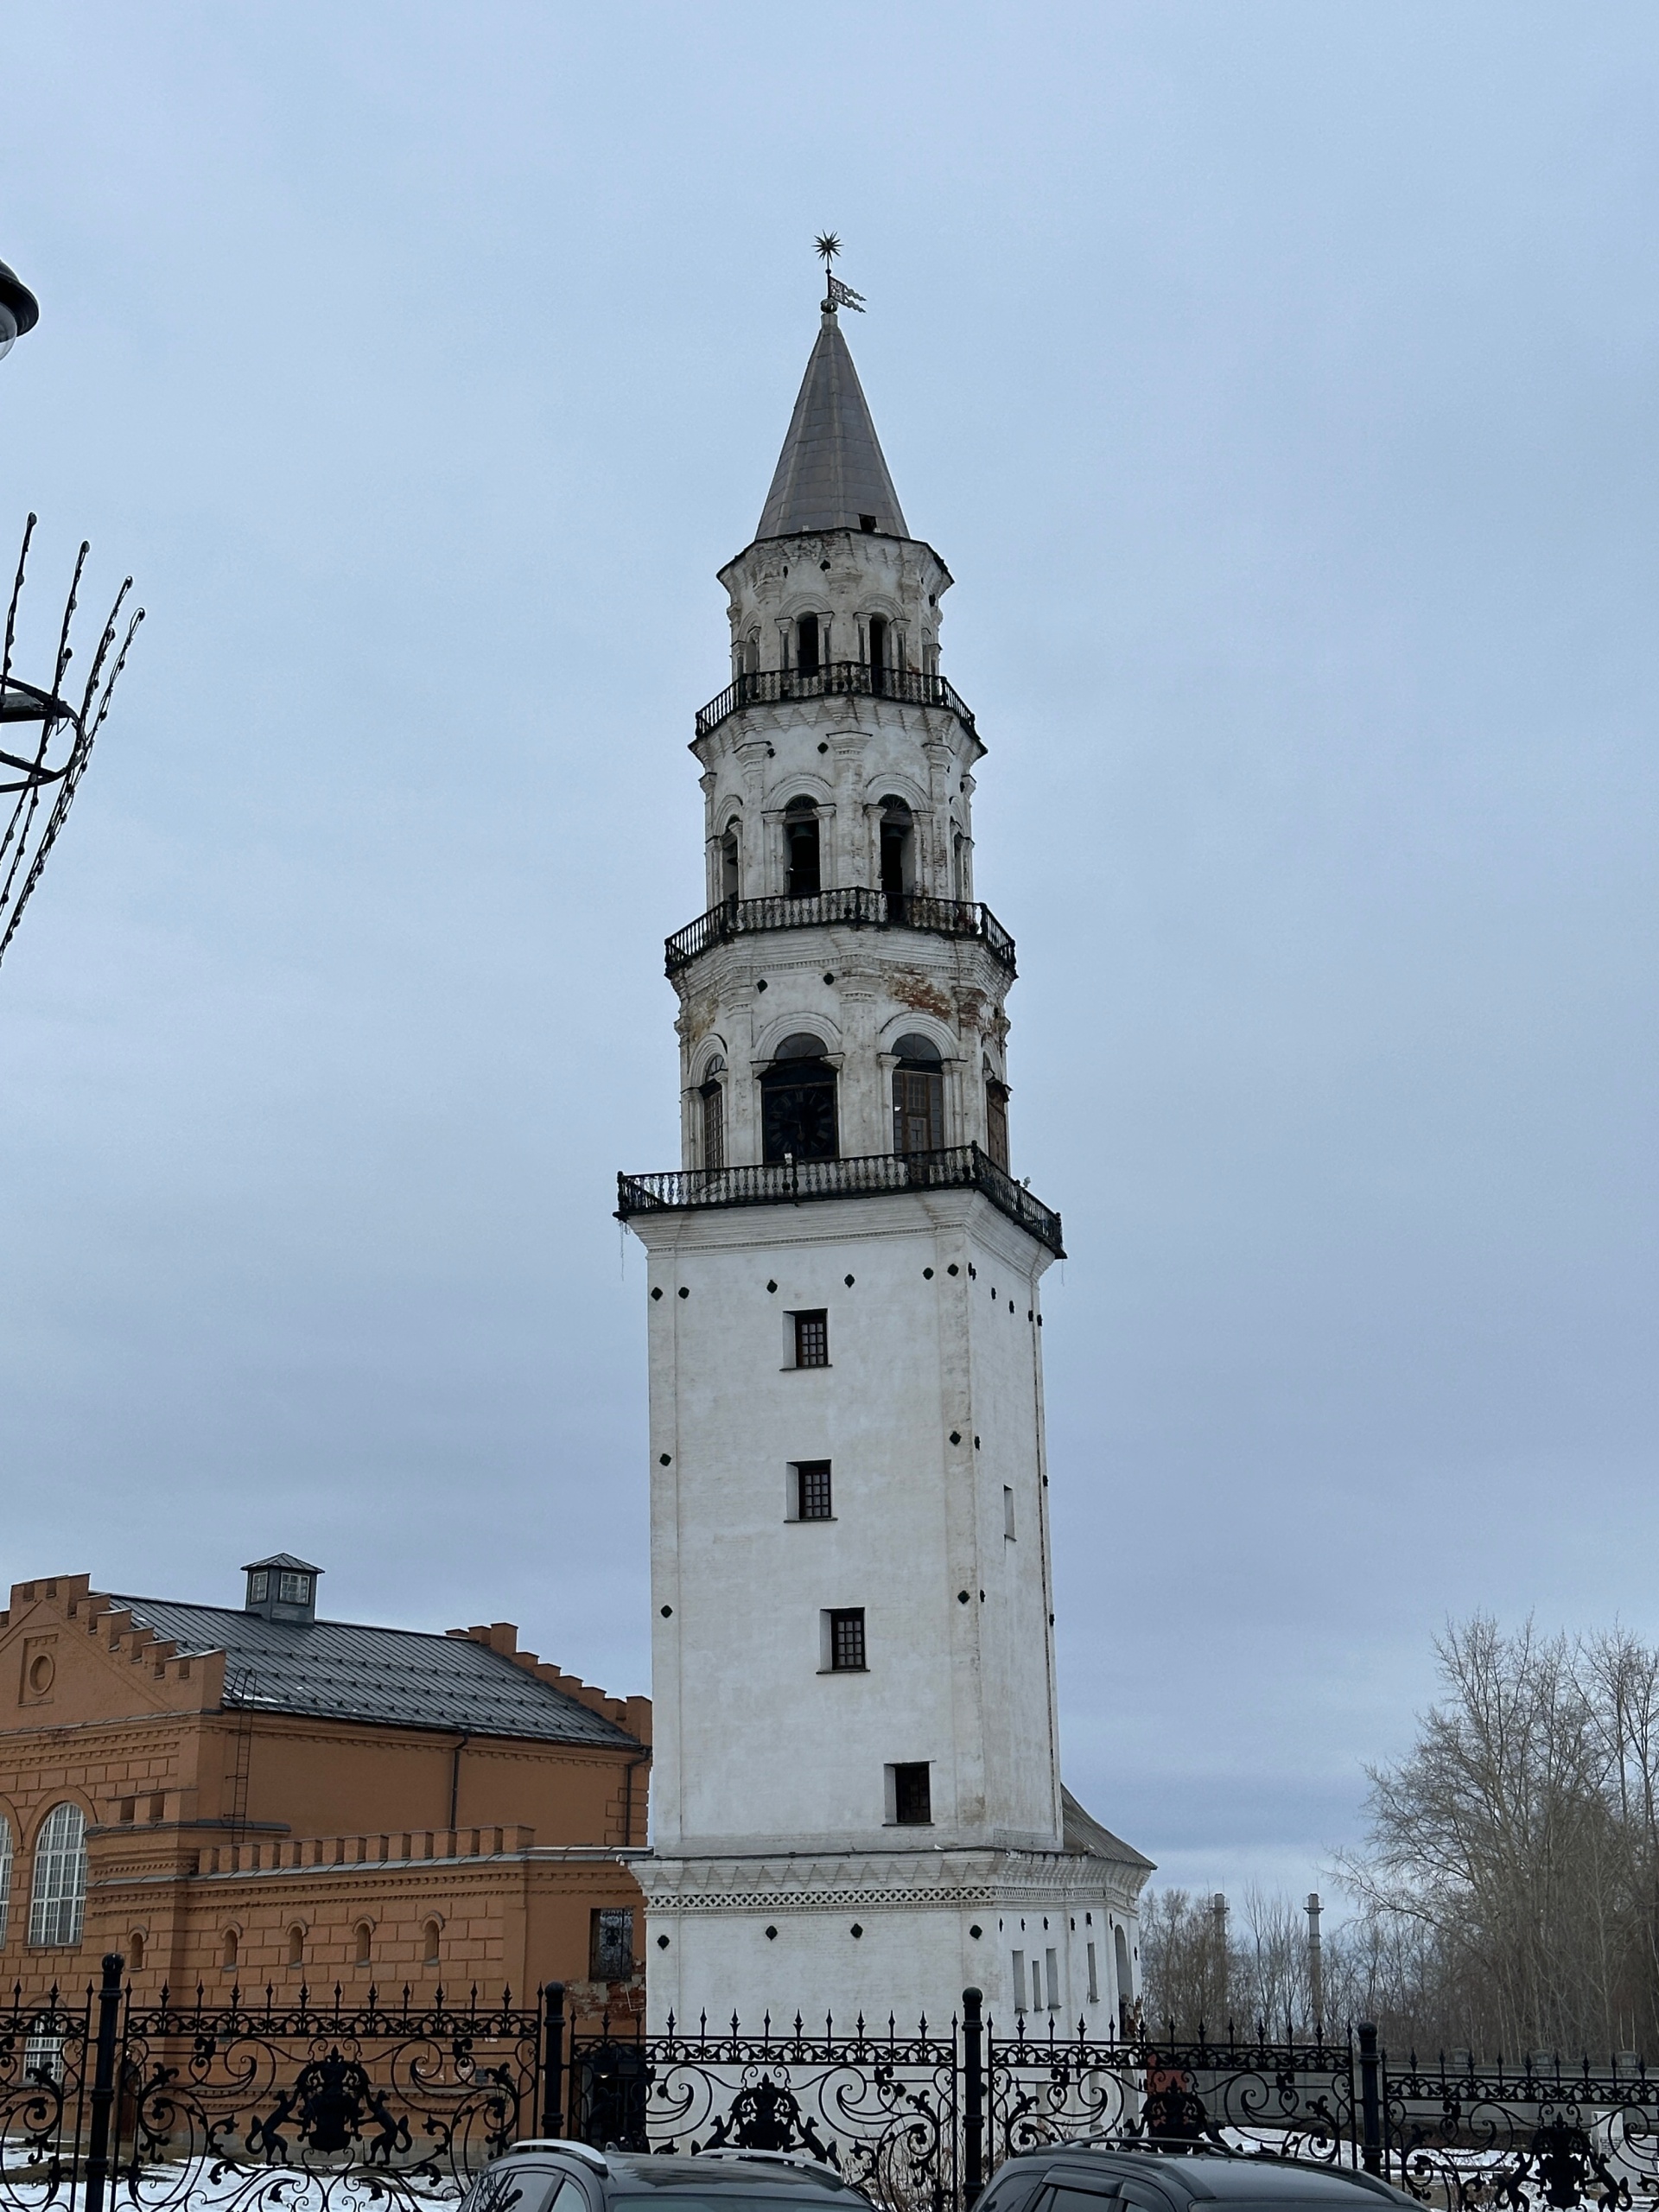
[0,1557,649,2018]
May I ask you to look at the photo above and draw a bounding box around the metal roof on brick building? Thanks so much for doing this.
[108,1595,641,1748]
[754,309,908,543]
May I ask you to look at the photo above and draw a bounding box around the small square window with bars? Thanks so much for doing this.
[827,1608,866,1672]
[794,1461,833,1520]
[792,1310,829,1368]
[590,1907,635,1980]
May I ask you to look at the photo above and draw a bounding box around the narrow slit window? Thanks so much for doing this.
[793,1310,829,1368]
[1046,1948,1059,2011]
[794,1461,833,1519]
[700,1080,724,1171]
[1003,1486,1016,1540]
[1087,1942,1099,2003]
[828,1608,866,1671]
[1012,1951,1027,2013]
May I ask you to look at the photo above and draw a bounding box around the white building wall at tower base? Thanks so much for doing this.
[636,1845,1144,2034]
[629,1186,1150,2029]
[638,1190,1059,1865]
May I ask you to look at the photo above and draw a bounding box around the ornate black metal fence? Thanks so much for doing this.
[11,1964,1659,2212]
[663,890,1016,979]
[0,1958,553,2212]
[615,1144,1065,1260]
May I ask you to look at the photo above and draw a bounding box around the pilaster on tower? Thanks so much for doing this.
[619,284,1150,2034]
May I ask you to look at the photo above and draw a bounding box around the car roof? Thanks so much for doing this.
[1023,2149,1414,2207]
[501,2148,868,2197]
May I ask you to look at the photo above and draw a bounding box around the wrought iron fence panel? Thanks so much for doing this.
[1382,2056,1659,2212]
[108,1985,543,2212]
[985,2023,1360,2171]
[0,1986,95,2210]
[568,2018,962,2212]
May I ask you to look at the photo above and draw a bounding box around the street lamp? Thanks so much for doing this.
[0,259,39,361]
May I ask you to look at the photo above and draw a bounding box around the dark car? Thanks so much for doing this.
[460,2145,879,2212]
[971,2145,1420,2212]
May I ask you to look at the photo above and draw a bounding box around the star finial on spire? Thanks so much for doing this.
[814,232,865,315]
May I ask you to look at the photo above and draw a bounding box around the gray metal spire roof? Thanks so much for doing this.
[755,309,908,543]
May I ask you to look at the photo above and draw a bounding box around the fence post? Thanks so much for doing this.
[1357,2021,1382,2177]
[963,1986,984,2208]
[541,1982,567,2139]
[83,1952,125,2212]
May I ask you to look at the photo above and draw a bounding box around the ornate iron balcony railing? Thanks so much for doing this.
[616,1142,1064,1259]
[664,887,1016,978]
[695,661,977,742]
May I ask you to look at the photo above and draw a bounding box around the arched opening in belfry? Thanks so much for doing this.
[720,822,741,902]
[796,612,821,677]
[893,1033,944,1154]
[700,1055,726,1171]
[1114,1923,1134,2031]
[868,613,888,694]
[741,632,760,676]
[880,797,912,914]
[761,1033,838,1163]
[785,797,821,898]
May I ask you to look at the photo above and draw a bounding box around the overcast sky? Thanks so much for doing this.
[1,3,1654,1914]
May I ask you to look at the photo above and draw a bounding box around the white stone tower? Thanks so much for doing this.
[620,286,1150,2033]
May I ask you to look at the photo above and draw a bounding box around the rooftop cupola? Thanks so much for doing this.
[754,303,908,543]
[243,1552,321,1624]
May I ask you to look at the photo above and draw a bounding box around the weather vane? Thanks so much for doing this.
[815,232,865,315]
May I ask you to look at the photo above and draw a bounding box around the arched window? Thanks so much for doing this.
[953,829,967,901]
[796,613,821,677]
[784,797,821,899]
[762,1034,838,1164]
[222,1927,239,1973]
[720,821,741,903]
[1114,1924,1134,2031]
[129,1929,146,1971]
[879,798,912,913]
[868,614,888,694]
[286,1924,305,1968]
[0,1815,12,1947]
[893,1034,944,1155]
[741,632,760,677]
[700,1056,726,1172]
[353,1921,372,1966]
[984,1062,1010,1173]
[423,1919,442,1967]
[28,1803,86,1948]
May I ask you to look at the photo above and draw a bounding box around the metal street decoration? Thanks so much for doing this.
[0,514,143,969]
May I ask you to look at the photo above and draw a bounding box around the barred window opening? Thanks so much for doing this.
[829,1607,867,1672]
[792,1310,829,1368]
[794,1460,833,1519]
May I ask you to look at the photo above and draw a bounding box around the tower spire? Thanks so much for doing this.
[755,241,903,542]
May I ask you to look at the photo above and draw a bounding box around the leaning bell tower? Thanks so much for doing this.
[619,260,1150,2031]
